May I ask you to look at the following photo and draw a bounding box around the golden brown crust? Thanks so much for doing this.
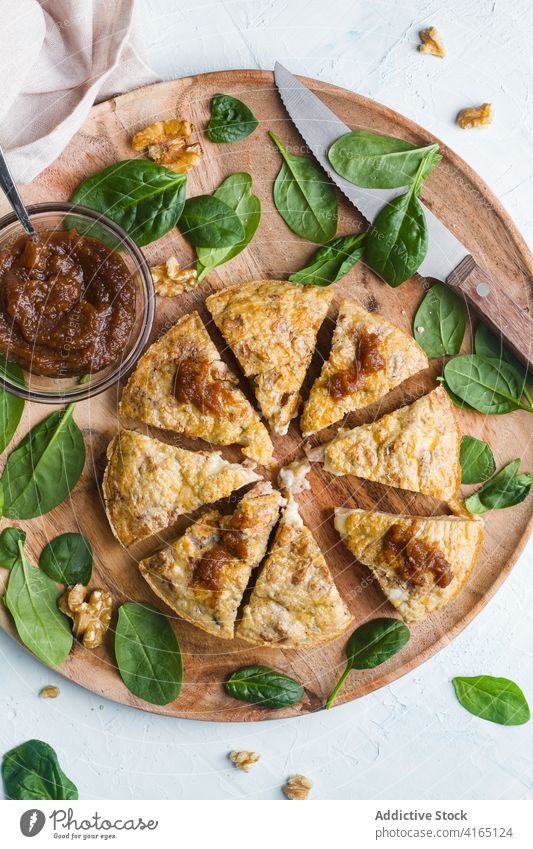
[102,429,259,547]
[120,312,272,466]
[324,386,461,502]
[301,300,428,435]
[206,280,333,434]
[237,497,353,647]
[335,507,484,622]
[140,483,282,639]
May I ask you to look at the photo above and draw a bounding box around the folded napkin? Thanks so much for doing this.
[0,0,158,184]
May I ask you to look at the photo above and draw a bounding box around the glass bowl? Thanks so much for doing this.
[0,203,155,403]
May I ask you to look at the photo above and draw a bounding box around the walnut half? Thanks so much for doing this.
[151,256,198,297]
[229,751,261,772]
[59,585,113,649]
[419,27,446,57]
[457,103,493,129]
[132,118,203,173]
[283,774,313,800]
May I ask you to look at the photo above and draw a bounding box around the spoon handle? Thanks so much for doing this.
[0,144,35,235]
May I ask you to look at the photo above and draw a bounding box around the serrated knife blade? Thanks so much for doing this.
[273,62,533,370]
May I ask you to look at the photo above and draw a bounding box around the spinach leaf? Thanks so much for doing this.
[0,526,26,570]
[2,739,78,800]
[225,665,304,709]
[452,676,530,726]
[326,618,410,709]
[196,173,261,279]
[179,195,245,248]
[460,436,496,484]
[2,404,85,519]
[39,532,92,586]
[5,540,73,666]
[443,355,532,414]
[465,459,532,514]
[207,94,259,143]
[364,154,429,287]
[71,160,187,247]
[288,233,365,286]
[475,323,531,404]
[0,361,24,454]
[115,603,182,705]
[413,283,466,357]
[328,130,441,189]
[269,131,338,243]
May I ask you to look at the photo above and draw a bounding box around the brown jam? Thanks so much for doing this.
[0,230,135,376]
[173,357,232,415]
[328,328,385,400]
[382,524,453,589]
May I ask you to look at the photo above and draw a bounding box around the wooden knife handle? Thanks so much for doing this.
[447,256,533,371]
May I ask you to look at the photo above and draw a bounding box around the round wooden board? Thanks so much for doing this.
[1,70,532,721]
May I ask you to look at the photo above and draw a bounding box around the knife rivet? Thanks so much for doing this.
[476,282,490,297]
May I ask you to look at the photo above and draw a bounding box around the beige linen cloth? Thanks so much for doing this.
[0,0,158,185]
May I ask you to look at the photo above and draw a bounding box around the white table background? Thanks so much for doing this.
[2,0,533,801]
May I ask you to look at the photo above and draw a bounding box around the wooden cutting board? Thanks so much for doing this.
[1,70,532,721]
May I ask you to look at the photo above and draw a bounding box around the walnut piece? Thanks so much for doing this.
[59,584,113,649]
[151,256,198,297]
[39,686,60,699]
[229,751,261,772]
[419,26,446,57]
[283,774,313,800]
[132,118,203,173]
[457,103,493,129]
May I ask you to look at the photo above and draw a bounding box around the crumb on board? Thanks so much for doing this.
[457,103,492,129]
[229,751,261,772]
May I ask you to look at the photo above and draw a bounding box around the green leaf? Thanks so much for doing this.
[39,532,93,586]
[269,131,338,243]
[5,541,73,666]
[443,355,528,415]
[115,603,182,705]
[465,459,532,514]
[196,173,261,279]
[207,94,259,143]
[460,436,496,484]
[225,665,304,709]
[326,618,410,709]
[71,160,187,247]
[413,283,466,357]
[2,739,78,800]
[179,195,245,248]
[1,404,85,519]
[0,361,25,454]
[288,232,365,286]
[328,130,441,189]
[0,526,26,570]
[364,154,429,287]
[452,676,530,726]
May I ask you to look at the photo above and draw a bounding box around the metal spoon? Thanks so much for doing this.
[0,143,35,235]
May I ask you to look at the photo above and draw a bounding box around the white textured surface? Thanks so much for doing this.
[2,0,533,800]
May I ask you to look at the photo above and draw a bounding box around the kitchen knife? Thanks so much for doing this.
[274,62,533,370]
